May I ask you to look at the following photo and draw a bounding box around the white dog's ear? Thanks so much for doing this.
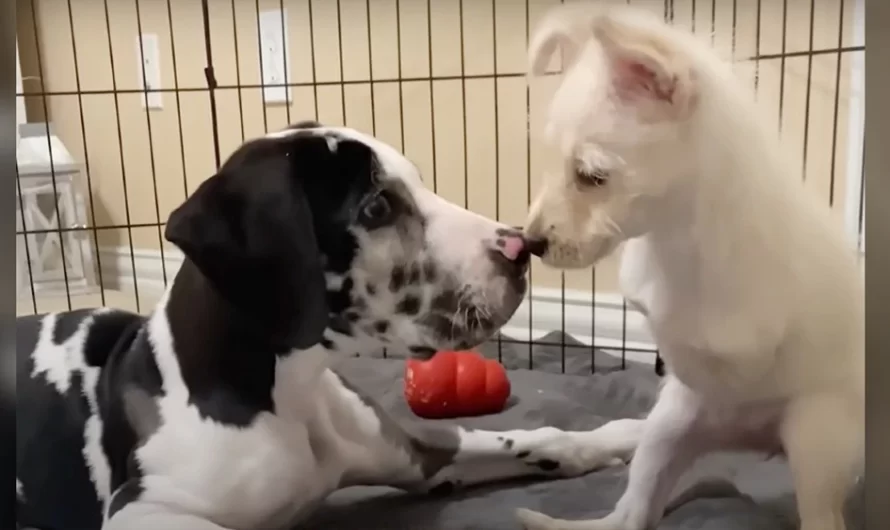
[528,3,599,75]
[528,13,575,75]
[591,12,697,116]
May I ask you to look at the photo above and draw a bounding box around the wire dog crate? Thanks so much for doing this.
[15,0,866,377]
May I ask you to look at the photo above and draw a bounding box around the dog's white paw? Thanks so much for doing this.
[516,508,618,530]
[536,442,628,478]
[518,420,641,478]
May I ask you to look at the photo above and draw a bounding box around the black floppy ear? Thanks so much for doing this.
[164,157,329,350]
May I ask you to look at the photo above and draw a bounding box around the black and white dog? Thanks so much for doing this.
[14,122,642,530]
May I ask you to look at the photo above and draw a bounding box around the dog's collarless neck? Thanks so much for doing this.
[159,260,308,424]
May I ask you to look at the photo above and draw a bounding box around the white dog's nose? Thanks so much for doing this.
[523,236,548,257]
[517,218,549,258]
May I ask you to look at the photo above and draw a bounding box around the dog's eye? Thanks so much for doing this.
[576,167,609,187]
[359,193,394,228]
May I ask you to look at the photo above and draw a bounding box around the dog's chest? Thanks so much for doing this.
[620,239,768,400]
[702,398,785,453]
[618,239,662,318]
[135,350,338,529]
[136,400,332,528]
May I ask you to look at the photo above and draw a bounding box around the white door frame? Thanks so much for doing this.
[16,39,25,149]
[843,0,866,254]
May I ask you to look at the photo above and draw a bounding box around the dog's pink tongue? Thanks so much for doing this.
[501,236,525,261]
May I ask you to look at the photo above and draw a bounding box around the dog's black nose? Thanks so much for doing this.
[511,227,548,258]
[523,236,548,258]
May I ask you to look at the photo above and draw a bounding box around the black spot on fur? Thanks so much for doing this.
[353,298,367,312]
[431,290,458,312]
[320,337,335,350]
[345,311,360,322]
[533,459,560,471]
[655,356,666,376]
[503,438,514,449]
[51,309,94,345]
[374,321,390,334]
[327,277,355,314]
[288,120,322,129]
[497,436,504,441]
[328,316,354,336]
[397,295,421,316]
[424,314,455,339]
[428,481,454,496]
[516,450,530,459]
[422,261,437,282]
[495,227,520,237]
[408,263,422,284]
[83,311,146,367]
[390,266,407,292]
[423,313,461,338]
[365,283,377,296]
[409,345,437,358]
[106,480,143,520]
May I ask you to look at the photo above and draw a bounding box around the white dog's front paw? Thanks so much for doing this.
[530,440,626,478]
[516,508,623,530]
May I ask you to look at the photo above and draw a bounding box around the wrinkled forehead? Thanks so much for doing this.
[265,125,424,189]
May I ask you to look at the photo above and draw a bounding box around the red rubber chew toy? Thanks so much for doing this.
[404,350,511,419]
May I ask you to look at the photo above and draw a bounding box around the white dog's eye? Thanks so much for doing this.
[576,167,609,187]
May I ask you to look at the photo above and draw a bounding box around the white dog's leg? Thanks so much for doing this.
[516,377,709,530]
[780,392,863,530]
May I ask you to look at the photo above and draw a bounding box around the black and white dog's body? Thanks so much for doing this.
[15,123,642,530]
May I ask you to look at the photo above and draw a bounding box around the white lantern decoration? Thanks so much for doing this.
[16,122,97,299]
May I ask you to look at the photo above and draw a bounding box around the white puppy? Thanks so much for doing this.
[517,3,864,530]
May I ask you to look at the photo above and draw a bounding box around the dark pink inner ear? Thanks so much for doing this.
[613,57,676,103]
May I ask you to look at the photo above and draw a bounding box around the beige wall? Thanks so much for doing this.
[23,0,862,295]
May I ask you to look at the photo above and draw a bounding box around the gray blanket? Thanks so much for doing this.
[303,332,863,529]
